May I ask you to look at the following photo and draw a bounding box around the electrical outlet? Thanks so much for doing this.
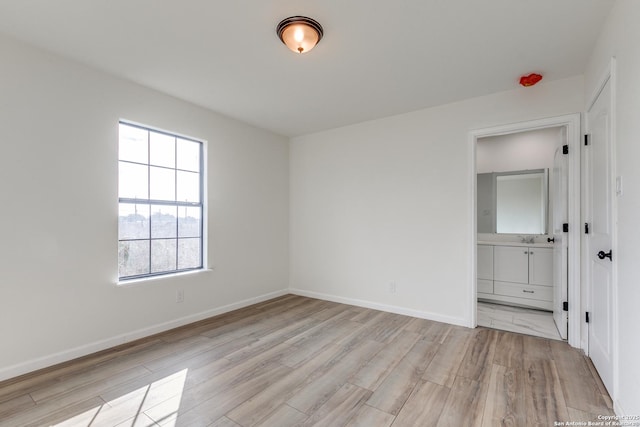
[176,289,184,303]
[389,282,397,294]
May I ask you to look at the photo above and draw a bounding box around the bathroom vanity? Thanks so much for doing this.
[477,241,553,310]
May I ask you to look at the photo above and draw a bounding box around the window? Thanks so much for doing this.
[118,122,203,280]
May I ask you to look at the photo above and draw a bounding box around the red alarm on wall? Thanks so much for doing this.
[519,73,543,87]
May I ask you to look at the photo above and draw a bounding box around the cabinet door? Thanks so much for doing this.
[494,246,528,284]
[477,279,494,294]
[477,245,493,280]
[529,247,553,286]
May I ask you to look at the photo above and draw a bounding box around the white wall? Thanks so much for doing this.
[477,127,560,174]
[584,0,640,416]
[0,35,290,380]
[290,76,584,325]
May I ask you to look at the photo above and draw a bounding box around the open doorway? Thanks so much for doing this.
[469,114,581,347]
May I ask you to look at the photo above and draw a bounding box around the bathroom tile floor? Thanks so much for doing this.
[477,301,563,340]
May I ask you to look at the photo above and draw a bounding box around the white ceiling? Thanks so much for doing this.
[0,0,615,137]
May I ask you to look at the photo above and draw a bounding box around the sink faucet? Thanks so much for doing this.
[520,235,535,244]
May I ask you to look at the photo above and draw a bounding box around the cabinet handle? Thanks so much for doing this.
[522,290,535,293]
[530,251,534,254]
[524,251,528,254]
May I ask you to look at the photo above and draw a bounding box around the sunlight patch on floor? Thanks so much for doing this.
[53,369,188,426]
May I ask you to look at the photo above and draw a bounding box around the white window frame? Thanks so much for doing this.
[118,121,204,281]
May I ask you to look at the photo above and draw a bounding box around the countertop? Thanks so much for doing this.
[477,240,554,248]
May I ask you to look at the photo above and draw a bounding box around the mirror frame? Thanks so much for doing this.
[478,168,549,235]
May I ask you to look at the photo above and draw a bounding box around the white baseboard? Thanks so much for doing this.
[289,288,469,327]
[0,289,288,382]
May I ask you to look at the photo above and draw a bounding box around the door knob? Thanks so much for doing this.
[597,250,612,261]
[547,237,555,243]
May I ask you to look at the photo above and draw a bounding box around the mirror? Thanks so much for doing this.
[477,169,548,234]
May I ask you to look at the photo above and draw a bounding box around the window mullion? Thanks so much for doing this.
[147,130,152,276]
[175,137,179,270]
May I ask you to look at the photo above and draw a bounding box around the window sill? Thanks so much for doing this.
[117,268,213,287]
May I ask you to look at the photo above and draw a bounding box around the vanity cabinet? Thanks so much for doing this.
[478,243,553,310]
[477,245,494,294]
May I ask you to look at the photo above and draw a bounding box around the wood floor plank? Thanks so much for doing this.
[148,363,290,426]
[422,327,472,387]
[281,319,364,368]
[253,404,308,427]
[392,380,450,427]
[224,316,320,363]
[349,307,383,323]
[226,343,345,427]
[457,328,499,384]
[0,337,163,401]
[481,364,525,427]
[349,330,421,390]
[298,382,372,427]
[524,359,570,426]
[403,317,436,335]
[493,330,525,370]
[584,354,614,410]
[209,417,242,427]
[0,393,34,420]
[113,413,160,427]
[566,407,603,424]
[366,339,439,415]
[549,340,610,414]
[0,396,107,427]
[363,312,412,343]
[522,335,553,363]
[437,375,489,427]
[0,295,615,426]
[93,369,193,426]
[287,339,383,415]
[344,404,395,427]
[146,343,291,421]
[424,322,456,344]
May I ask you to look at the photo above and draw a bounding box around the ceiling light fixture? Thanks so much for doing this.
[276,16,323,54]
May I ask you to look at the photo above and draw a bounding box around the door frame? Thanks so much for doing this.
[469,113,582,348]
[583,57,618,398]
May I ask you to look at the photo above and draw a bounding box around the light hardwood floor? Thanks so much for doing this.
[0,295,613,426]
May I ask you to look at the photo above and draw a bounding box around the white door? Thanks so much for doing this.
[552,143,569,339]
[586,78,614,395]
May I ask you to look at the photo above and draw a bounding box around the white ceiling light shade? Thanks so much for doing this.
[276,16,323,54]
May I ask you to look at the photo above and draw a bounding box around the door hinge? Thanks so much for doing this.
[563,223,569,233]
[586,312,590,323]
[562,144,569,155]
[585,223,590,234]
[563,301,569,311]
[584,134,590,146]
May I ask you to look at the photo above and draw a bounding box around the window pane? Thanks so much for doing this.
[177,171,200,203]
[150,132,175,168]
[150,166,175,201]
[177,138,200,172]
[119,240,150,277]
[178,206,201,238]
[151,239,177,273]
[119,162,148,199]
[119,203,150,240]
[119,123,148,163]
[151,205,177,238]
[178,238,201,269]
